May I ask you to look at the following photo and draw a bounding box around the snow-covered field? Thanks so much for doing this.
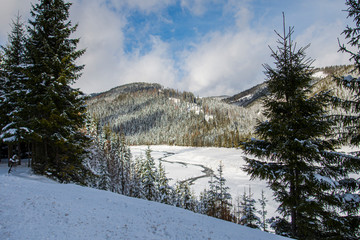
[130,145,360,220]
[130,146,278,217]
[0,162,289,240]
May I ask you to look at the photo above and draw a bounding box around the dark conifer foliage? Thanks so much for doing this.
[238,186,260,229]
[337,0,360,149]
[242,15,359,239]
[332,0,360,238]
[0,14,29,161]
[24,0,89,183]
[0,52,6,138]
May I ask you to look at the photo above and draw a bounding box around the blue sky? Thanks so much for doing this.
[0,0,354,96]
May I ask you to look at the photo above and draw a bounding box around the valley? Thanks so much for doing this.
[86,65,355,149]
[130,145,278,217]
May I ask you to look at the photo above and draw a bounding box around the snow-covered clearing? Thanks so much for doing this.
[0,162,289,240]
[130,145,360,220]
[130,146,278,217]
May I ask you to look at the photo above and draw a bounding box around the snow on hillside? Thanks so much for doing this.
[312,71,328,79]
[0,164,289,240]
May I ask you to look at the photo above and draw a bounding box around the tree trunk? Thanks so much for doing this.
[17,142,21,165]
[7,144,13,167]
[290,178,297,238]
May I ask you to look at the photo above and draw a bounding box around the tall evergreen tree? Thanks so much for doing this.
[242,15,358,239]
[0,14,29,162]
[25,0,88,183]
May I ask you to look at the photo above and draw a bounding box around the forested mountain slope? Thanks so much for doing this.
[86,65,354,147]
[87,82,263,147]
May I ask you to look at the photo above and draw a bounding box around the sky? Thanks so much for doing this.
[0,0,354,96]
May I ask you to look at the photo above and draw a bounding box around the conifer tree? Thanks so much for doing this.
[258,189,268,232]
[242,15,358,239]
[216,162,233,221]
[0,14,29,162]
[173,181,196,211]
[239,186,260,229]
[204,175,218,217]
[25,0,88,183]
[140,147,158,201]
[157,161,172,204]
[198,189,211,215]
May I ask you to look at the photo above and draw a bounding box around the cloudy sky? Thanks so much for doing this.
[0,0,354,96]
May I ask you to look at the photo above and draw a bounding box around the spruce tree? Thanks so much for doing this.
[239,186,260,229]
[173,181,196,211]
[242,15,357,239]
[157,161,172,204]
[0,14,29,162]
[25,0,88,183]
[140,147,158,201]
[216,162,233,221]
[205,175,218,217]
[258,189,268,232]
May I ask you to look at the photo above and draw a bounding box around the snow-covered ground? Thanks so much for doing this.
[2,145,357,239]
[0,162,289,240]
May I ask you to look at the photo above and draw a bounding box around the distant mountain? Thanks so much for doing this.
[87,82,263,147]
[86,65,355,147]
[224,65,355,108]
[223,82,268,107]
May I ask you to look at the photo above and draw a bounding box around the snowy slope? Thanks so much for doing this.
[0,164,290,240]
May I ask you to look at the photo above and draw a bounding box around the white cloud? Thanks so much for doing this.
[71,0,178,94]
[180,28,273,96]
[295,20,351,67]
[0,0,356,97]
[70,0,127,93]
[120,37,178,88]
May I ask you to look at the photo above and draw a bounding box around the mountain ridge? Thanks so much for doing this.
[87,65,354,147]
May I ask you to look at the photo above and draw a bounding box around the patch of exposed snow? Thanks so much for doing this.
[312,71,328,79]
